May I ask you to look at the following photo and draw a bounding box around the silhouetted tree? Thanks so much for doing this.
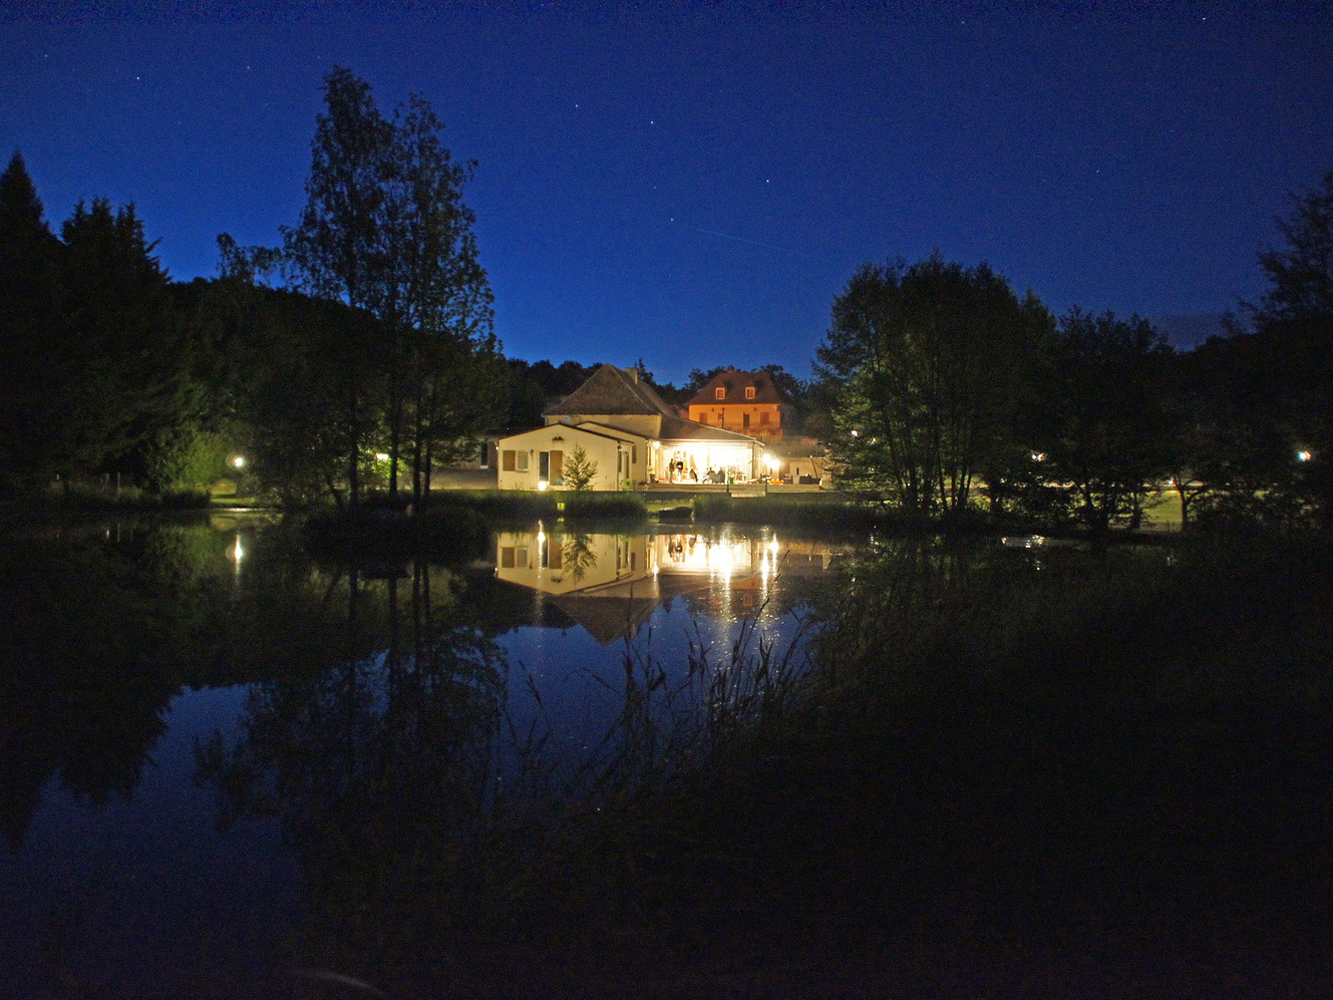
[1246,168,1333,523]
[1044,310,1174,531]
[0,151,63,480]
[817,254,1053,515]
[284,67,499,506]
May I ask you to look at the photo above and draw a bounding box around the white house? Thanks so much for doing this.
[496,364,764,490]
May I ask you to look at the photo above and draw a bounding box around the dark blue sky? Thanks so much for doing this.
[3,1,1331,385]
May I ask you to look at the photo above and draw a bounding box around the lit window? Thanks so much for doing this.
[745,386,756,400]
[715,387,725,399]
[516,451,529,472]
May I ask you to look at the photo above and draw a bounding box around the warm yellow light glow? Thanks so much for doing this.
[227,533,244,571]
[376,452,390,462]
[538,480,549,491]
[231,455,245,469]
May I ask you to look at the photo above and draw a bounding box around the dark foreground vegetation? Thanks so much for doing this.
[267,528,1331,999]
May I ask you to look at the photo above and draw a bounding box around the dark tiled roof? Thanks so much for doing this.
[544,364,678,418]
[685,368,786,407]
[658,414,760,443]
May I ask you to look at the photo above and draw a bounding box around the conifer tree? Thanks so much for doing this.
[0,151,63,477]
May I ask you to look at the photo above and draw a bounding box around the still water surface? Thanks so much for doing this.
[0,515,850,995]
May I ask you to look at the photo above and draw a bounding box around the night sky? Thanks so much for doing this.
[3,1,1331,385]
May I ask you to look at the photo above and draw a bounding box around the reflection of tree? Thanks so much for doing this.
[195,558,508,969]
[0,532,185,850]
[562,531,597,583]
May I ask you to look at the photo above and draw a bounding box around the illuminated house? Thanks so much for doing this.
[496,364,763,489]
[684,367,789,441]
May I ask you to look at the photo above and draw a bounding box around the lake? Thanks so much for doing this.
[0,514,852,997]
[5,515,1330,996]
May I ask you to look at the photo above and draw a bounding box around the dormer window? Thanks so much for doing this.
[715,387,725,400]
[745,386,756,400]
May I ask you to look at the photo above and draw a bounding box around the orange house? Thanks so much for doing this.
[684,367,788,441]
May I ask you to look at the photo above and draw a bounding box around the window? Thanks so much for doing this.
[501,450,516,472]
[631,444,637,463]
[516,451,529,472]
[745,386,756,400]
[715,387,725,400]
[743,412,750,428]
[760,411,770,424]
[479,441,490,467]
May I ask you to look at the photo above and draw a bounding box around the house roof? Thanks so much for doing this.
[544,364,679,419]
[657,414,760,444]
[685,367,786,407]
[499,422,646,447]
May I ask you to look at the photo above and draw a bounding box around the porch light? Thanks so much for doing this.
[538,480,549,491]
[1297,450,1313,462]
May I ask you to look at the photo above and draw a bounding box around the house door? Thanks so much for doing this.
[550,450,563,484]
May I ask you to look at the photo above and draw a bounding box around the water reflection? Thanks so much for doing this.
[0,516,854,993]
[491,524,848,645]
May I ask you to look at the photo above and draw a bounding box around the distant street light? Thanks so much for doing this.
[1297,450,1313,462]
[231,455,246,469]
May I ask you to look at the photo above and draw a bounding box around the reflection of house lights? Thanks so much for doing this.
[227,533,244,575]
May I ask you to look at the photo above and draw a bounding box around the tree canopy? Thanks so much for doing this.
[281,67,501,506]
[816,254,1053,515]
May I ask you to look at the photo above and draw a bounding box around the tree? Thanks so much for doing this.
[283,67,499,507]
[53,199,188,480]
[0,152,65,482]
[283,67,395,508]
[1255,168,1333,322]
[816,254,1053,516]
[562,444,598,491]
[0,151,63,479]
[388,92,501,501]
[1243,167,1333,524]
[1043,310,1174,531]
